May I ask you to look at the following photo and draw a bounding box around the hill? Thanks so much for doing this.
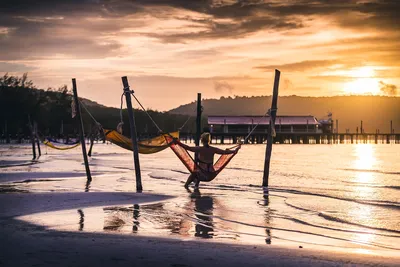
[169,95,400,133]
[0,74,194,138]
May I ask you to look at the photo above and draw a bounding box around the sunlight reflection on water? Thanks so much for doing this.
[2,143,399,256]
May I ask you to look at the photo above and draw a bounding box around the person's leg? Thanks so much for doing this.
[184,173,196,188]
[194,179,200,189]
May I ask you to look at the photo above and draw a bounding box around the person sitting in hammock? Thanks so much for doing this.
[174,132,241,189]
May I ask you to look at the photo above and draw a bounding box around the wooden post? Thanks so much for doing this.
[87,124,96,157]
[390,120,393,134]
[121,76,142,192]
[5,120,10,144]
[28,115,36,160]
[72,78,92,182]
[306,119,309,133]
[263,69,280,187]
[195,93,202,146]
[195,93,202,162]
[88,137,94,157]
[34,121,41,158]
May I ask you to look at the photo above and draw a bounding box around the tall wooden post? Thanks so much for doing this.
[121,76,142,192]
[28,115,36,160]
[72,78,92,182]
[34,121,41,158]
[361,120,363,134]
[5,120,10,144]
[263,69,280,187]
[88,137,94,157]
[60,120,64,135]
[195,93,202,162]
[195,93,202,146]
[390,120,393,134]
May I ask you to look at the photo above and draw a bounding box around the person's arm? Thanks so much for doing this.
[174,139,202,152]
[212,144,241,155]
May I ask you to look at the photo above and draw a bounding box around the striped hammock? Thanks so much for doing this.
[164,136,238,182]
[103,129,179,154]
[43,139,80,150]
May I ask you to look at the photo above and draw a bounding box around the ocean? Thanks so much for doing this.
[1,142,399,256]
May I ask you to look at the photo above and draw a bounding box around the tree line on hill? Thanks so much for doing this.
[0,74,202,141]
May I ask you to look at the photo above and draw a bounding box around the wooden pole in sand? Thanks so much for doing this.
[28,115,36,160]
[390,120,393,134]
[5,120,10,144]
[72,78,92,182]
[262,69,281,187]
[34,121,41,158]
[87,136,94,157]
[195,93,202,146]
[121,76,142,192]
[195,93,202,162]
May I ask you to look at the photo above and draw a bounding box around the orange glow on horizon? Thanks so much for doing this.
[343,67,380,95]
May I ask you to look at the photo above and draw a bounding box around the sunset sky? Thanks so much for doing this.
[1,0,399,110]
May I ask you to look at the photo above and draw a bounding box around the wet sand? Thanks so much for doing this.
[0,192,398,267]
[1,144,400,266]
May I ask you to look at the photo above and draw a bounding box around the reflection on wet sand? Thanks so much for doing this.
[77,209,84,231]
[103,207,132,231]
[191,190,214,239]
[75,188,274,244]
[85,179,91,192]
[0,184,29,193]
[132,204,140,232]
[263,188,272,245]
[97,189,219,239]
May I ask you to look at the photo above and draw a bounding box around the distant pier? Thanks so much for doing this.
[179,132,400,144]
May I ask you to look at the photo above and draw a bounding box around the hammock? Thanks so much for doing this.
[46,138,80,145]
[104,129,179,154]
[165,136,238,182]
[43,139,80,150]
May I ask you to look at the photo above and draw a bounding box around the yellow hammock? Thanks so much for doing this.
[43,139,80,150]
[104,129,179,154]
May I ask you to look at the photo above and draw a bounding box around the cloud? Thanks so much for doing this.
[0,0,399,59]
[0,62,36,72]
[282,78,293,91]
[214,80,234,93]
[255,60,337,72]
[379,81,398,96]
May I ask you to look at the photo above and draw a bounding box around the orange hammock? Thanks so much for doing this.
[165,136,238,182]
[103,129,179,154]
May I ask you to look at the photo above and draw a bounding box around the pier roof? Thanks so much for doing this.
[208,115,319,125]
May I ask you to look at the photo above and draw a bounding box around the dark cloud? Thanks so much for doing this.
[214,80,234,93]
[0,0,399,60]
[0,62,36,72]
[379,81,398,96]
[282,78,293,91]
[255,60,338,72]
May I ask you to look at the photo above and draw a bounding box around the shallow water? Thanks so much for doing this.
[1,142,399,255]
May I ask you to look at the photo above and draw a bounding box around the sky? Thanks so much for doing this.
[1,0,399,111]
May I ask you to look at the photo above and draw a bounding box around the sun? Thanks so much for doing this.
[343,67,380,95]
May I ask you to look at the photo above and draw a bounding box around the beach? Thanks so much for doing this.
[1,142,399,266]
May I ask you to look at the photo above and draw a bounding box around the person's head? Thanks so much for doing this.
[200,132,211,146]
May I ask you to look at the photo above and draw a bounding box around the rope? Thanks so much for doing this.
[116,93,125,133]
[130,91,163,133]
[178,104,197,131]
[242,109,271,142]
[119,93,124,124]
[79,100,99,125]
[178,115,192,131]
